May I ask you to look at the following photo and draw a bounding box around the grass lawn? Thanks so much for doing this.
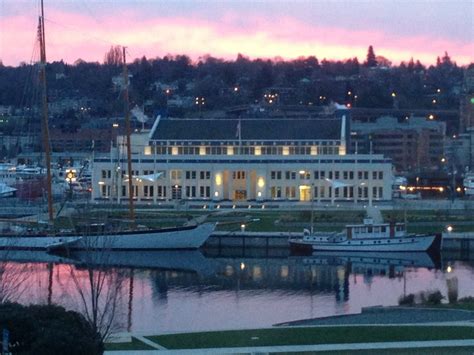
[285,347,474,354]
[147,326,474,350]
[104,337,155,351]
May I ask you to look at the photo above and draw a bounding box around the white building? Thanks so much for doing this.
[92,114,393,204]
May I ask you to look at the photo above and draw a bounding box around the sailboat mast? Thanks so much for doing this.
[39,0,54,223]
[122,47,135,222]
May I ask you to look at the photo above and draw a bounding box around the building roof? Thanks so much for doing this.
[150,118,342,141]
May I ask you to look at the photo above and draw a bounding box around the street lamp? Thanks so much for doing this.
[195,96,205,117]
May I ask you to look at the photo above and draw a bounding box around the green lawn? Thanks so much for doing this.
[283,347,474,355]
[147,326,474,350]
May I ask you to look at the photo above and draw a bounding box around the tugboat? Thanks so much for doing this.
[289,217,441,253]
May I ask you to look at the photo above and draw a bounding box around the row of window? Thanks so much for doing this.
[270,170,384,181]
[100,184,211,198]
[269,186,384,199]
[146,145,341,156]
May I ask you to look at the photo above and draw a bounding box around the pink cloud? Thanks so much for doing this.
[1,9,472,66]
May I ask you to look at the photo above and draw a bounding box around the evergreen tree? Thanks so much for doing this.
[365,45,377,67]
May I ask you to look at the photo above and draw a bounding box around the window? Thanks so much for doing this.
[101,170,111,179]
[372,171,377,180]
[171,170,182,180]
[200,171,211,180]
[143,185,154,197]
[299,171,310,180]
[314,171,319,179]
[233,171,246,179]
[285,171,296,180]
[185,171,196,180]
[285,186,296,198]
[378,171,383,180]
[271,171,281,180]
[186,186,196,197]
[157,186,167,198]
[335,171,340,179]
[199,186,210,198]
[270,186,282,198]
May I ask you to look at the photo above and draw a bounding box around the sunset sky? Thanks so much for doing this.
[1,0,472,66]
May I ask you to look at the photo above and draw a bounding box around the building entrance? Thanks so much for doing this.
[299,185,311,201]
[234,190,247,200]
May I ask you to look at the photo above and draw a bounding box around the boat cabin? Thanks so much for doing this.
[346,218,406,239]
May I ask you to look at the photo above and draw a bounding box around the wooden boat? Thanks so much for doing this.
[289,218,441,253]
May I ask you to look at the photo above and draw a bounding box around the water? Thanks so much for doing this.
[0,248,473,335]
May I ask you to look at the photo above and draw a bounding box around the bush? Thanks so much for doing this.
[398,293,415,306]
[421,290,444,305]
[0,303,103,355]
[458,296,474,304]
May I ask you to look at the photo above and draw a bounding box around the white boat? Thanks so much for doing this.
[463,172,474,196]
[288,217,441,253]
[0,183,17,198]
[0,223,215,251]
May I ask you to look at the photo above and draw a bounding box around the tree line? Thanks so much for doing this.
[0,46,470,122]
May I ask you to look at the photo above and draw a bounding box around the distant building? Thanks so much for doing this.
[351,116,445,172]
[445,128,474,172]
[92,112,394,204]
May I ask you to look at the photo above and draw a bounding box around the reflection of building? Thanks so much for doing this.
[92,113,393,203]
[351,116,445,172]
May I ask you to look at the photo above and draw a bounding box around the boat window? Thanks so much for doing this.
[381,226,386,233]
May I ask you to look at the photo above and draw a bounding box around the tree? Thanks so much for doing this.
[365,45,377,67]
[0,303,103,354]
[104,46,123,66]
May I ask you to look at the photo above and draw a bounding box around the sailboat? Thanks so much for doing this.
[0,1,215,251]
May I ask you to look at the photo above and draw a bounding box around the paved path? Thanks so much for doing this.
[276,306,474,326]
[105,339,474,354]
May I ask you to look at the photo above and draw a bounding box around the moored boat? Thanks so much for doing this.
[0,222,215,251]
[289,218,441,253]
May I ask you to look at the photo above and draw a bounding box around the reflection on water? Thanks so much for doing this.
[0,248,473,335]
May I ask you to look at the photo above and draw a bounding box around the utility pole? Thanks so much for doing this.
[123,47,135,223]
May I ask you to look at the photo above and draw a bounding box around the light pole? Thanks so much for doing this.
[195,96,205,117]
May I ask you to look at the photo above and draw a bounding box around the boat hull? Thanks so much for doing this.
[289,234,441,253]
[0,223,215,251]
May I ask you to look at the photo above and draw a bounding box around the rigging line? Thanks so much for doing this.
[43,17,118,47]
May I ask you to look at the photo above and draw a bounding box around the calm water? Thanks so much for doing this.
[0,248,473,335]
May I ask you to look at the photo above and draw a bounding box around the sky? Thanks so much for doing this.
[0,0,473,66]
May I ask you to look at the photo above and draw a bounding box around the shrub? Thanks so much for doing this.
[423,290,444,305]
[0,303,103,355]
[458,296,474,304]
[398,293,415,306]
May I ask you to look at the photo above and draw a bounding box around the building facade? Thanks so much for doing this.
[351,116,445,172]
[92,114,393,204]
